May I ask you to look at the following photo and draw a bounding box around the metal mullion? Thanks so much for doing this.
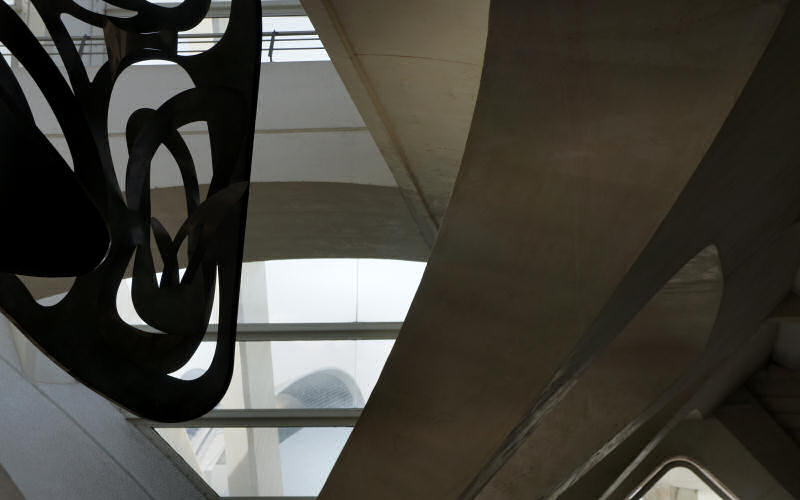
[135,322,401,341]
[129,408,361,428]
[227,497,315,500]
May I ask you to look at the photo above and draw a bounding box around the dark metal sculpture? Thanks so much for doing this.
[0,0,261,421]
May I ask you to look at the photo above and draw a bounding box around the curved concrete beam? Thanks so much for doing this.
[302,0,490,242]
[477,246,723,499]
[318,1,789,499]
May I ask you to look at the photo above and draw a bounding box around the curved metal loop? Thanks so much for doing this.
[0,0,262,421]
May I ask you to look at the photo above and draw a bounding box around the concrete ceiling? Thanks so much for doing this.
[314,1,800,499]
[302,0,490,244]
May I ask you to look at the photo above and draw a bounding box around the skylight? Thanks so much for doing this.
[120,258,426,498]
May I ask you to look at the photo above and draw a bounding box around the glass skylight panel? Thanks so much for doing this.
[265,258,426,323]
[124,258,424,497]
[356,258,426,321]
[262,16,314,32]
[156,426,351,497]
[118,258,424,405]
[241,339,393,408]
[119,258,426,325]
[266,259,358,323]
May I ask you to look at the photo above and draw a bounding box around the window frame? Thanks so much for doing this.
[630,457,736,500]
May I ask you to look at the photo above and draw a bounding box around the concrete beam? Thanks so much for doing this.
[301,0,490,243]
[318,1,796,499]
[551,322,777,499]
[301,0,438,245]
[477,247,723,500]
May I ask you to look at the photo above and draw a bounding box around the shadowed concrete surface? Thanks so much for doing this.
[715,384,800,496]
[317,1,800,499]
[477,247,724,499]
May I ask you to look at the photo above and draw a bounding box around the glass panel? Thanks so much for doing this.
[356,259,426,321]
[117,258,425,325]
[266,259,358,323]
[264,258,425,323]
[169,340,395,409]
[156,426,351,497]
[262,16,315,32]
[639,465,727,500]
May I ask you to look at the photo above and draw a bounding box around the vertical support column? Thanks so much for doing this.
[222,261,283,496]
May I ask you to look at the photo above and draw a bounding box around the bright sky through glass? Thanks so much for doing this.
[116,258,426,382]
[140,258,426,497]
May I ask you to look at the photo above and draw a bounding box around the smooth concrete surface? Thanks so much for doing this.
[477,247,723,500]
[475,0,800,492]
[552,323,780,500]
[318,1,788,499]
[0,314,212,499]
[21,181,429,299]
[302,0,490,243]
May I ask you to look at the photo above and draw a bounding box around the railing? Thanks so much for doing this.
[1,30,327,64]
